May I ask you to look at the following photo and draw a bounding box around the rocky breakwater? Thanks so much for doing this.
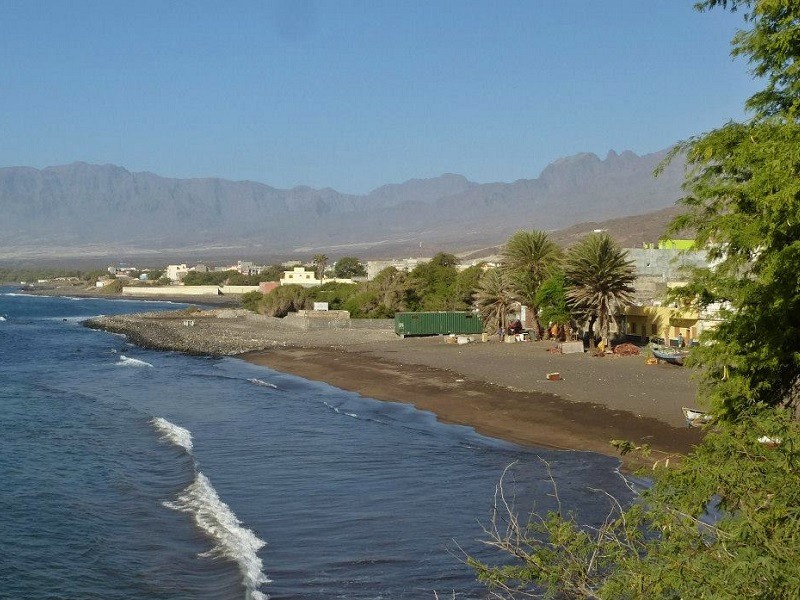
[84,308,297,355]
[84,308,397,355]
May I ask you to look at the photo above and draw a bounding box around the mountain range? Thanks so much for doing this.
[0,148,686,261]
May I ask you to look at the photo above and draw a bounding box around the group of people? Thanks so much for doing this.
[496,319,572,342]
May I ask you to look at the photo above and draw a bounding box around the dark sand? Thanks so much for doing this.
[242,337,703,470]
[83,307,704,470]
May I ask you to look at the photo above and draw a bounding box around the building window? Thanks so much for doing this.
[651,323,657,335]
[630,323,637,334]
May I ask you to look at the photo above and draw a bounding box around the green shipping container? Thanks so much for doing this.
[394,311,483,337]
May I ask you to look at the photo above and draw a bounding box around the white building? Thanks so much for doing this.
[279,267,354,288]
[166,264,189,282]
[280,267,322,287]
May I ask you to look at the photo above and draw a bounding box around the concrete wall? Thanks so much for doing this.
[122,285,221,296]
[284,309,351,330]
[627,248,708,281]
[219,285,260,294]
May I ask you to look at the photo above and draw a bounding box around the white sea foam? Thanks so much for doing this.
[323,401,358,419]
[151,417,193,453]
[116,355,153,368]
[165,472,270,600]
[248,378,278,389]
[0,315,6,321]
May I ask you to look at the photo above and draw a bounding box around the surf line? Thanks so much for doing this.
[152,417,271,600]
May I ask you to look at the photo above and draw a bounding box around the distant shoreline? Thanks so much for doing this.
[16,285,241,307]
[84,307,703,471]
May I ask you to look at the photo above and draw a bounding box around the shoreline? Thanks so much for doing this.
[242,347,702,471]
[83,307,704,471]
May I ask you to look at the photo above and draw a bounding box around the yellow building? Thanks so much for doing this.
[657,238,696,251]
[623,305,700,346]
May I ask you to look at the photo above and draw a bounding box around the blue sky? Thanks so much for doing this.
[0,1,758,193]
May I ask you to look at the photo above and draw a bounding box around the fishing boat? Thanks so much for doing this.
[651,346,689,365]
[682,407,713,428]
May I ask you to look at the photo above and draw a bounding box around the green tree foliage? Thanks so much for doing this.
[312,254,329,280]
[307,281,360,310]
[564,233,635,348]
[258,265,283,282]
[658,1,800,418]
[366,266,410,316]
[696,0,800,119]
[333,256,367,278]
[472,411,800,599]
[240,290,264,312]
[407,253,463,311]
[0,268,82,284]
[182,270,233,286]
[502,230,561,337]
[182,268,281,286]
[536,268,571,327]
[453,264,484,308]
[96,279,123,294]
[474,268,515,334]
[666,120,800,418]
[472,3,800,597]
[260,284,310,317]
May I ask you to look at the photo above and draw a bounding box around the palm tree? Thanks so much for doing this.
[474,268,515,336]
[312,254,329,280]
[564,233,636,349]
[502,230,562,337]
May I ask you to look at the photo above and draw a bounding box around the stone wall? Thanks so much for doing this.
[283,309,352,330]
[122,285,221,296]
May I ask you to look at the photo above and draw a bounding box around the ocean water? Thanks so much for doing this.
[0,289,634,599]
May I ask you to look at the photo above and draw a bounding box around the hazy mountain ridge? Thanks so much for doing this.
[0,148,686,258]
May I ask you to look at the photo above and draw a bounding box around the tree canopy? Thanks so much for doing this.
[333,256,367,278]
[502,230,561,336]
[564,233,636,347]
[471,2,800,597]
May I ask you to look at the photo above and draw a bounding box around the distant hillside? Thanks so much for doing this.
[550,205,688,248]
[458,205,688,262]
[0,148,686,259]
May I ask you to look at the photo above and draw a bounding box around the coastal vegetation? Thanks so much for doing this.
[501,230,562,338]
[564,233,636,349]
[473,268,515,334]
[470,2,800,597]
[332,256,367,278]
[182,266,283,286]
[0,267,116,286]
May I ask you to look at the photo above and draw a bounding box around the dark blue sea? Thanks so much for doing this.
[0,288,634,599]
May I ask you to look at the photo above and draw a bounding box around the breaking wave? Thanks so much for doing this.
[248,378,278,389]
[165,473,270,600]
[151,417,193,453]
[323,400,359,419]
[152,417,270,600]
[116,355,153,368]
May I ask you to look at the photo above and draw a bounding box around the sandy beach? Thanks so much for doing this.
[84,307,703,469]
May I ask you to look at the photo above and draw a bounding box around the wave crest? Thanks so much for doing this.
[248,378,278,389]
[164,472,270,599]
[116,355,153,368]
[151,417,193,453]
